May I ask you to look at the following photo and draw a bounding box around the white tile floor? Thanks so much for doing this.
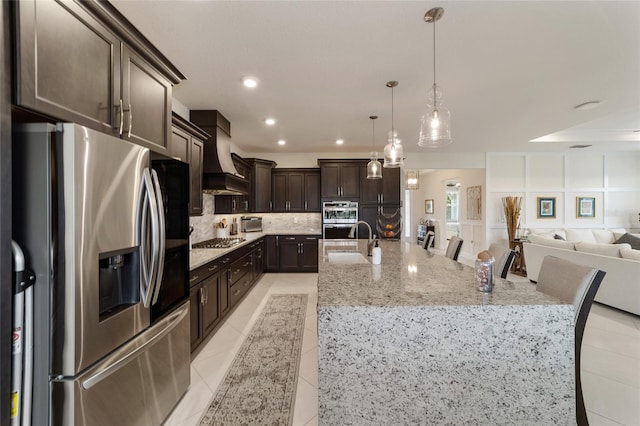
[164,273,640,426]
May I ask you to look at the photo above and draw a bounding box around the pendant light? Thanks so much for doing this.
[366,115,382,179]
[383,81,403,167]
[418,7,452,148]
[406,170,419,190]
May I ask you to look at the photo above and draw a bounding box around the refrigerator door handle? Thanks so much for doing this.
[137,171,151,305]
[81,303,189,390]
[137,169,160,308]
[150,169,166,305]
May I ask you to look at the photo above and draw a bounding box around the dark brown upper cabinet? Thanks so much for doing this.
[359,164,401,205]
[272,169,320,212]
[170,113,209,215]
[245,159,276,213]
[14,0,184,153]
[318,160,360,199]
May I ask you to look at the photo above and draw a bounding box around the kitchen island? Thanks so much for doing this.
[318,239,575,425]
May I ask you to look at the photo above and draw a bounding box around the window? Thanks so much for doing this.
[446,182,460,239]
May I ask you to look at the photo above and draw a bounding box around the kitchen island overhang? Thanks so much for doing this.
[317,239,575,425]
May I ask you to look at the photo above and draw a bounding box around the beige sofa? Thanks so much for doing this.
[523,229,640,316]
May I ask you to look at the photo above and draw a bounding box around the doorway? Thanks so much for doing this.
[445,180,460,240]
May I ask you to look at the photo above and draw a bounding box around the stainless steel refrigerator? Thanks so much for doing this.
[12,123,190,425]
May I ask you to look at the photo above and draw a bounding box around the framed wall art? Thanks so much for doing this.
[537,197,556,218]
[576,197,595,218]
[466,185,481,220]
[425,199,434,214]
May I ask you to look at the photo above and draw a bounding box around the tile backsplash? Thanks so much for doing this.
[190,193,322,243]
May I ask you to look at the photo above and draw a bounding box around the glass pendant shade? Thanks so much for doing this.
[383,81,403,168]
[419,8,452,149]
[418,102,452,147]
[367,116,382,179]
[383,138,403,168]
[406,170,419,190]
[367,153,382,179]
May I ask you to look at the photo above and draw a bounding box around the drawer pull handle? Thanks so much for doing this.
[208,266,218,271]
[222,258,230,264]
[233,289,241,297]
[189,275,199,282]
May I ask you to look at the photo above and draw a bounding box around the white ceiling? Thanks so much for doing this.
[112,0,640,154]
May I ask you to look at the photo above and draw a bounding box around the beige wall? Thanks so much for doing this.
[408,169,485,261]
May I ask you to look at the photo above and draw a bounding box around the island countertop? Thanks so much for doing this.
[317,239,575,424]
[318,239,563,307]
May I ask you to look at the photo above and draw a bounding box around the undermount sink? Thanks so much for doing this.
[327,251,369,264]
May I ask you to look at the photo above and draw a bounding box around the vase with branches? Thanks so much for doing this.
[502,196,522,244]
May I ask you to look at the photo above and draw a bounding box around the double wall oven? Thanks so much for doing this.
[322,201,358,239]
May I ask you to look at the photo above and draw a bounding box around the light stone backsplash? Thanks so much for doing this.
[190,193,322,243]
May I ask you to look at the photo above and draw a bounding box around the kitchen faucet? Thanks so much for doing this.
[348,221,377,256]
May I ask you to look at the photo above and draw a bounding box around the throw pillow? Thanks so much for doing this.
[553,234,566,240]
[620,248,640,261]
[575,241,631,257]
[531,237,575,250]
[614,233,640,250]
[565,229,597,243]
[592,229,616,244]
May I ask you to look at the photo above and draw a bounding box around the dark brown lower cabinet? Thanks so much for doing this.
[189,286,203,351]
[265,236,279,272]
[300,236,319,271]
[279,237,301,271]
[189,235,317,352]
[201,273,220,337]
[278,235,320,272]
[189,265,221,352]
[189,239,266,353]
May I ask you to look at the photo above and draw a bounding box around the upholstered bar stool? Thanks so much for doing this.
[444,236,463,261]
[422,231,435,251]
[536,255,606,426]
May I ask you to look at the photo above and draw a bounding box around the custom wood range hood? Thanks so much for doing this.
[190,110,248,195]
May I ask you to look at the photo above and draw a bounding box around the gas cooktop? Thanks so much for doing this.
[192,237,246,249]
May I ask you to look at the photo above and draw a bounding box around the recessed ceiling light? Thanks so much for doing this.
[265,118,276,126]
[336,139,344,145]
[277,140,286,146]
[242,77,258,88]
[573,101,600,111]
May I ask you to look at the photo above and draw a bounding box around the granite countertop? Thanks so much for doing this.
[318,239,565,308]
[189,229,322,270]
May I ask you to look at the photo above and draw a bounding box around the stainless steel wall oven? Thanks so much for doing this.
[322,201,358,239]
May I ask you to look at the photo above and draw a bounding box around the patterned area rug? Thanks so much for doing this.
[199,294,308,425]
